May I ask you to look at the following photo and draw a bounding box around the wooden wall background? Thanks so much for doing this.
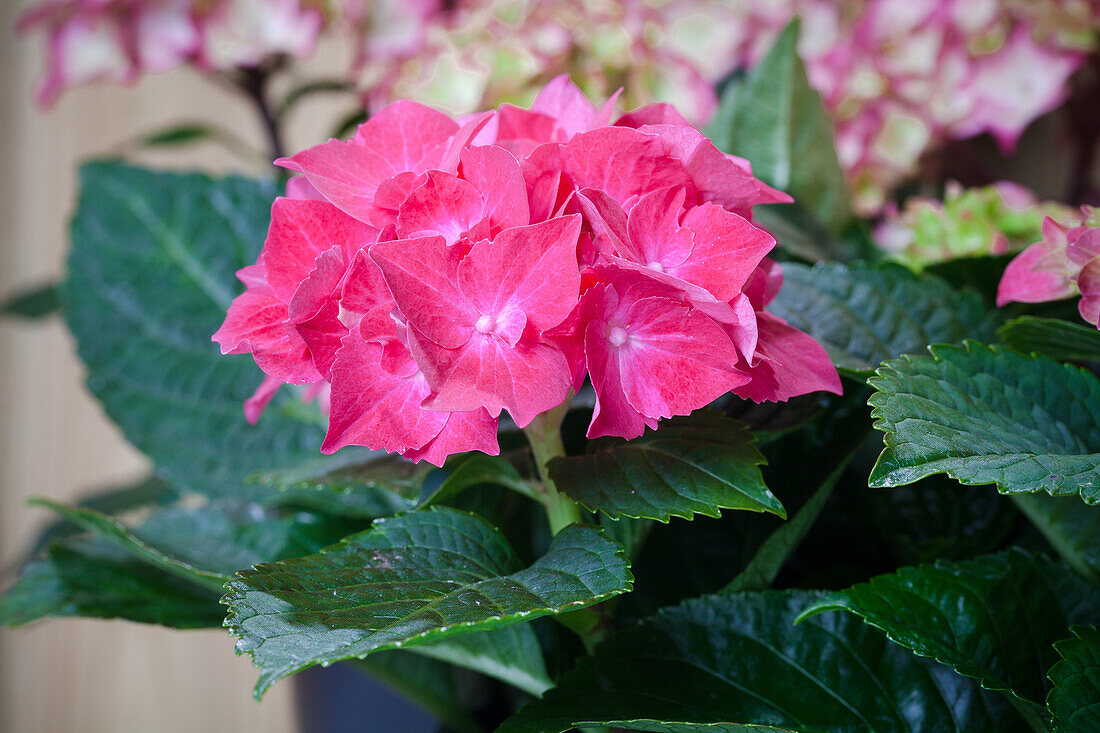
[0,1,349,729]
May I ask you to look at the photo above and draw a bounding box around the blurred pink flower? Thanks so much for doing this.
[18,0,322,105]
[663,0,1094,213]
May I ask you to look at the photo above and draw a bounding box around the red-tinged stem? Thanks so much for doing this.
[236,65,287,169]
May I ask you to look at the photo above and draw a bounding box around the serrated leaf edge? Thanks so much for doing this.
[220,506,633,699]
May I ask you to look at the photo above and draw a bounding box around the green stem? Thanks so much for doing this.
[523,403,581,535]
[1012,494,1098,584]
[523,403,607,651]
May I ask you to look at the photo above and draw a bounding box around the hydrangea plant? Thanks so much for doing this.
[4,5,1100,733]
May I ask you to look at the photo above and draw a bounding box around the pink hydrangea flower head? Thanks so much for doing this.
[218,81,841,464]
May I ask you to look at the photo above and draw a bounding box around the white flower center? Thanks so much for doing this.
[608,326,629,347]
[475,314,494,334]
[647,261,664,272]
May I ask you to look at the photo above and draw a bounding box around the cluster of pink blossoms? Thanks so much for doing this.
[998,207,1100,329]
[18,0,321,106]
[383,0,722,124]
[17,0,456,107]
[214,77,840,465]
[667,0,1096,213]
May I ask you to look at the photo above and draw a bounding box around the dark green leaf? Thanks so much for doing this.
[499,590,1016,733]
[29,499,228,591]
[1,282,60,319]
[331,109,368,140]
[722,448,854,592]
[622,390,872,617]
[131,504,365,577]
[419,452,536,506]
[868,343,1100,501]
[1013,494,1100,583]
[278,79,354,117]
[251,449,422,517]
[798,549,1100,710]
[548,412,780,522]
[139,123,215,147]
[861,477,1020,566]
[27,476,178,555]
[0,537,222,628]
[2,499,364,629]
[63,162,330,499]
[768,262,1001,377]
[999,316,1100,363]
[706,20,851,235]
[924,254,1014,306]
[409,627,551,697]
[224,506,632,698]
[1048,626,1100,733]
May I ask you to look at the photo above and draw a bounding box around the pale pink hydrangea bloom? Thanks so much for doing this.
[663,0,1094,214]
[215,78,840,465]
[998,207,1100,328]
[367,0,722,125]
[195,0,322,71]
[18,0,323,105]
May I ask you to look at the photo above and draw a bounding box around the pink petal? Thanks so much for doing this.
[625,186,692,269]
[495,105,557,149]
[402,409,500,466]
[213,289,283,356]
[585,322,659,440]
[588,294,747,438]
[997,242,1077,306]
[396,170,488,245]
[530,74,599,139]
[370,234,477,349]
[563,127,691,207]
[576,188,629,255]
[350,99,459,167]
[341,249,400,340]
[322,329,449,455]
[734,312,842,403]
[278,100,458,225]
[743,259,785,309]
[616,103,693,128]
[1076,257,1100,329]
[213,288,321,385]
[411,328,573,428]
[674,203,776,300]
[459,145,530,232]
[285,176,324,201]
[522,143,569,223]
[244,375,283,425]
[264,199,378,302]
[639,124,792,215]
[277,137,401,225]
[457,216,583,333]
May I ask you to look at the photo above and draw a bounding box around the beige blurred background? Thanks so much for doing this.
[0,1,358,730]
